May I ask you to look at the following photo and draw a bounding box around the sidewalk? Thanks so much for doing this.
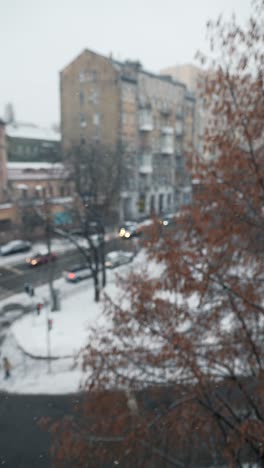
[0,275,112,394]
[0,250,148,394]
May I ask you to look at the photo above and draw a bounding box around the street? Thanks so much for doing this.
[0,237,134,300]
[0,391,79,468]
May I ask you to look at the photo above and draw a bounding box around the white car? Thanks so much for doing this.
[0,240,32,256]
[64,264,91,282]
[105,251,134,269]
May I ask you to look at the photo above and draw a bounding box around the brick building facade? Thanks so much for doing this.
[60,49,195,221]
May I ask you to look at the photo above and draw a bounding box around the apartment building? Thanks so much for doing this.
[60,49,195,220]
[161,64,205,158]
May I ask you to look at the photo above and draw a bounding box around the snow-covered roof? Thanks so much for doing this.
[7,162,66,181]
[6,123,61,142]
[7,162,64,170]
[0,203,13,210]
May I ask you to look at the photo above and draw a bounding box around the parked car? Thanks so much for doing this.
[0,240,32,256]
[26,251,57,267]
[64,264,91,283]
[159,214,176,227]
[105,251,134,269]
[118,221,141,239]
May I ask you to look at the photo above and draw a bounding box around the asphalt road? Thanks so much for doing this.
[0,237,136,301]
[0,391,80,468]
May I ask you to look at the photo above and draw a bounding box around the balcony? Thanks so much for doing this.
[161,126,174,135]
[160,106,172,116]
[175,121,183,136]
[138,109,153,132]
[139,153,152,174]
[161,135,174,155]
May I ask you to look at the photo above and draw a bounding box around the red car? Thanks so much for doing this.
[26,251,57,267]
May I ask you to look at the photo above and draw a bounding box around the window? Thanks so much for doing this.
[60,186,65,197]
[79,71,85,82]
[93,113,100,126]
[92,89,99,104]
[49,186,53,197]
[80,114,87,128]
[80,90,84,105]
[122,113,127,125]
[17,145,23,155]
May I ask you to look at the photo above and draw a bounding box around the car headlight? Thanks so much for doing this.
[124,232,131,238]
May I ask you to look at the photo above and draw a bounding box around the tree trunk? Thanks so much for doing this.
[93,245,100,302]
[100,236,106,288]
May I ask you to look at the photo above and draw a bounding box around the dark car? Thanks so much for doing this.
[0,240,32,256]
[118,221,141,239]
[26,251,57,267]
[63,264,91,283]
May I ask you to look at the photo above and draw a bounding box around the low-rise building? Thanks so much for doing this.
[6,122,61,163]
[0,120,72,241]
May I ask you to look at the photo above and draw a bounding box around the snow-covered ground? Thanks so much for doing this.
[12,278,108,359]
[0,240,244,395]
[0,252,147,394]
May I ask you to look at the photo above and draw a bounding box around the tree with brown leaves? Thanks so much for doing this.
[47,1,264,466]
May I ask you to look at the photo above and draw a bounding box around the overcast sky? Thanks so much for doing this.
[0,0,252,127]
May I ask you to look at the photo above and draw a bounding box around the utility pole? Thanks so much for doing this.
[46,303,52,374]
[43,195,54,373]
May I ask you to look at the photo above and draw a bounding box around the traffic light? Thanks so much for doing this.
[36,303,43,315]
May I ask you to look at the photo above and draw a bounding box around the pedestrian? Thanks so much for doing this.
[3,357,11,379]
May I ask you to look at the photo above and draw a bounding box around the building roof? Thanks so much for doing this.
[61,47,187,91]
[6,123,61,142]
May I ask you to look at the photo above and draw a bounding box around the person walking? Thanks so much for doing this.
[3,357,11,379]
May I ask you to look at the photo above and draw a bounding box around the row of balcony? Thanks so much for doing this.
[139,150,184,175]
[138,110,184,135]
